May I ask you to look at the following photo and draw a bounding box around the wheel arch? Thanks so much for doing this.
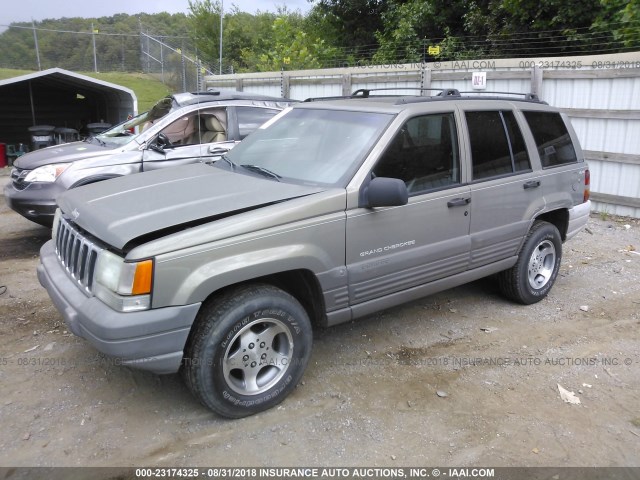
[195,269,326,329]
[534,208,569,241]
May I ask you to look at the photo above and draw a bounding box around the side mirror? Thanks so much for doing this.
[148,133,172,153]
[363,177,408,208]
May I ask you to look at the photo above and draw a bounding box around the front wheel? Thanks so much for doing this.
[498,221,562,305]
[182,284,312,418]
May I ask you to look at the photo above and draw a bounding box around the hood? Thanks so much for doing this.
[15,141,115,169]
[57,163,324,250]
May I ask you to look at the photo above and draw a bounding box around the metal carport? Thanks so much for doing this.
[0,68,137,147]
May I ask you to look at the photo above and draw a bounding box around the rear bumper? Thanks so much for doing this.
[566,200,591,241]
[37,240,201,374]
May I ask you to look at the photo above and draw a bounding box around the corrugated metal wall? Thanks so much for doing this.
[206,52,640,218]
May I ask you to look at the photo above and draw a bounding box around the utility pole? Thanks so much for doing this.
[32,20,41,71]
[219,0,224,74]
[138,18,144,72]
[91,22,98,72]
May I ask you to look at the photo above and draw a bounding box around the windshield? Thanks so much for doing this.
[96,96,174,147]
[222,108,393,187]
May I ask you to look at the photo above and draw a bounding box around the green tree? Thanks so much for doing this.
[225,10,277,72]
[188,0,223,69]
[309,0,388,51]
[592,0,640,48]
[253,14,338,71]
[372,0,471,63]
[465,0,607,57]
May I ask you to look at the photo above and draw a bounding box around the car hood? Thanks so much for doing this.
[15,141,116,169]
[57,163,325,250]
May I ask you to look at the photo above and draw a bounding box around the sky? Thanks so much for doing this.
[1,0,312,25]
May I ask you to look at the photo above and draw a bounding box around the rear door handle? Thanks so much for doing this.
[523,180,541,189]
[447,197,471,207]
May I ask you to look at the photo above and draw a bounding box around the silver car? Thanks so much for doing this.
[5,91,295,226]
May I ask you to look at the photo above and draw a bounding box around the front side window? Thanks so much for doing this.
[523,111,577,168]
[373,113,460,195]
[158,112,201,145]
[222,108,393,187]
[158,108,227,146]
[466,110,531,180]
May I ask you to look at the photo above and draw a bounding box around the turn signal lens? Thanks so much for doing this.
[131,260,153,295]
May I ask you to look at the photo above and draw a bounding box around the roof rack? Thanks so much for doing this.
[172,91,295,106]
[303,95,354,102]
[351,87,461,98]
[351,87,460,98]
[303,88,461,103]
[457,91,541,101]
[398,90,545,105]
[303,88,545,104]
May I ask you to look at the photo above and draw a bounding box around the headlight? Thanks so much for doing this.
[94,250,154,312]
[24,163,71,183]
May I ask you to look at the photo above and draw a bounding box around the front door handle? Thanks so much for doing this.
[447,197,471,207]
[523,180,541,189]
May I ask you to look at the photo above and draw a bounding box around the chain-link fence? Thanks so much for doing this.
[138,32,216,92]
[0,24,218,92]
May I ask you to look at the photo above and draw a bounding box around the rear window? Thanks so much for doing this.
[236,107,280,139]
[523,111,577,168]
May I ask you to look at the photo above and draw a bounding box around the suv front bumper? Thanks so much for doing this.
[37,240,201,374]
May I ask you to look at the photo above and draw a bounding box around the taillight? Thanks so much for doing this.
[583,169,590,203]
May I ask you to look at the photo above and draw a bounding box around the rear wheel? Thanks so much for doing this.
[498,221,562,304]
[182,284,312,418]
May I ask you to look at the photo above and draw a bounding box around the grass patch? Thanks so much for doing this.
[0,68,37,80]
[82,72,171,112]
[0,68,172,112]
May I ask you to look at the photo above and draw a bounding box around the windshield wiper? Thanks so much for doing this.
[85,136,106,146]
[219,154,236,171]
[240,164,281,181]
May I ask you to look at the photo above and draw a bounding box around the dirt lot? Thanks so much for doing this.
[1,171,639,470]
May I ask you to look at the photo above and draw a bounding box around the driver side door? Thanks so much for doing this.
[346,111,471,306]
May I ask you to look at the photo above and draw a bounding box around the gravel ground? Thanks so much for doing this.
[1,170,639,471]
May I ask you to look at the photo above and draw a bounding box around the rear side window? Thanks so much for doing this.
[466,111,531,180]
[236,107,280,139]
[523,111,577,168]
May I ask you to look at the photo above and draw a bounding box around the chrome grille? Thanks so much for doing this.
[55,216,103,294]
[11,168,30,191]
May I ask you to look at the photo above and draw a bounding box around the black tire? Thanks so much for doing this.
[498,221,562,305]
[182,284,312,418]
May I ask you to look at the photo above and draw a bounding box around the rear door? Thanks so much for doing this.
[346,111,471,305]
[521,110,587,209]
[462,107,545,269]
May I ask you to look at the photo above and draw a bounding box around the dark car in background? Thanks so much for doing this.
[4,91,295,227]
